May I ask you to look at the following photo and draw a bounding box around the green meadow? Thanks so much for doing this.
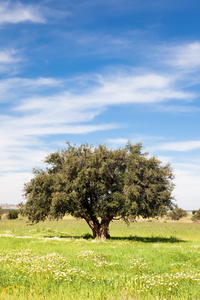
[1,217,200,299]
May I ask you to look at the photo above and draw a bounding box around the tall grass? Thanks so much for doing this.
[1,218,200,299]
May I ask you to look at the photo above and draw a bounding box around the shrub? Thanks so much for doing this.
[167,207,187,220]
[191,209,200,222]
[6,210,19,220]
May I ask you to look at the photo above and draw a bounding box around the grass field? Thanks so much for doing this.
[1,217,200,299]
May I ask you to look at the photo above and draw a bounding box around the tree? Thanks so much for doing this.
[6,210,19,220]
[23,142,175,239]
[167,206,187,220]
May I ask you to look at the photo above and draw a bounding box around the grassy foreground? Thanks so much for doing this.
[1,218,200,299]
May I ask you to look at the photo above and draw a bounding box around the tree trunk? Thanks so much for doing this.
[84,216,111,239]
[100,217,111,239]
[91,225,110,239]
[91,217,111,239]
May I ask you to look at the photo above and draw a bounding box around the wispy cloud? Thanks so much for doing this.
[6,70,190,114]
[0,1,45,24]
[153,140,200,152]
[0,69,196,139]
[0,49,21,63]
[5,71,191,141]
[165,42,200,71]
[107,134,164,147]
[154,104,200,114]
[0,48,23,75]
[0,77,64,102]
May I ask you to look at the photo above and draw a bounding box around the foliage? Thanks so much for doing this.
[17,202,25,216]
[6,210,19,220]
[191,209,200,222]
[167,206,187,220]
[23,142,175,239]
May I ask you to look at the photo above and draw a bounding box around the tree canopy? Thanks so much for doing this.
[23,142,175,239]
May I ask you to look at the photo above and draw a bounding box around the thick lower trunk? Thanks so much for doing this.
[92,223,110,239]
[84,216,111,239]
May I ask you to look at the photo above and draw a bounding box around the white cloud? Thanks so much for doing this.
[167,42,200,71]
[107,138,129,145]
[91,73,192,105]
[0,49,23,75]
[0,49,21,64]
[0,2,45,24]
[155,140,200,152]
[107,134,165,145]
[15,72,193,114]
[154,104,200,114]
[0,77,63,102]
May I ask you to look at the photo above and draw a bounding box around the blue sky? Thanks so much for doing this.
[0,0,200,209]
